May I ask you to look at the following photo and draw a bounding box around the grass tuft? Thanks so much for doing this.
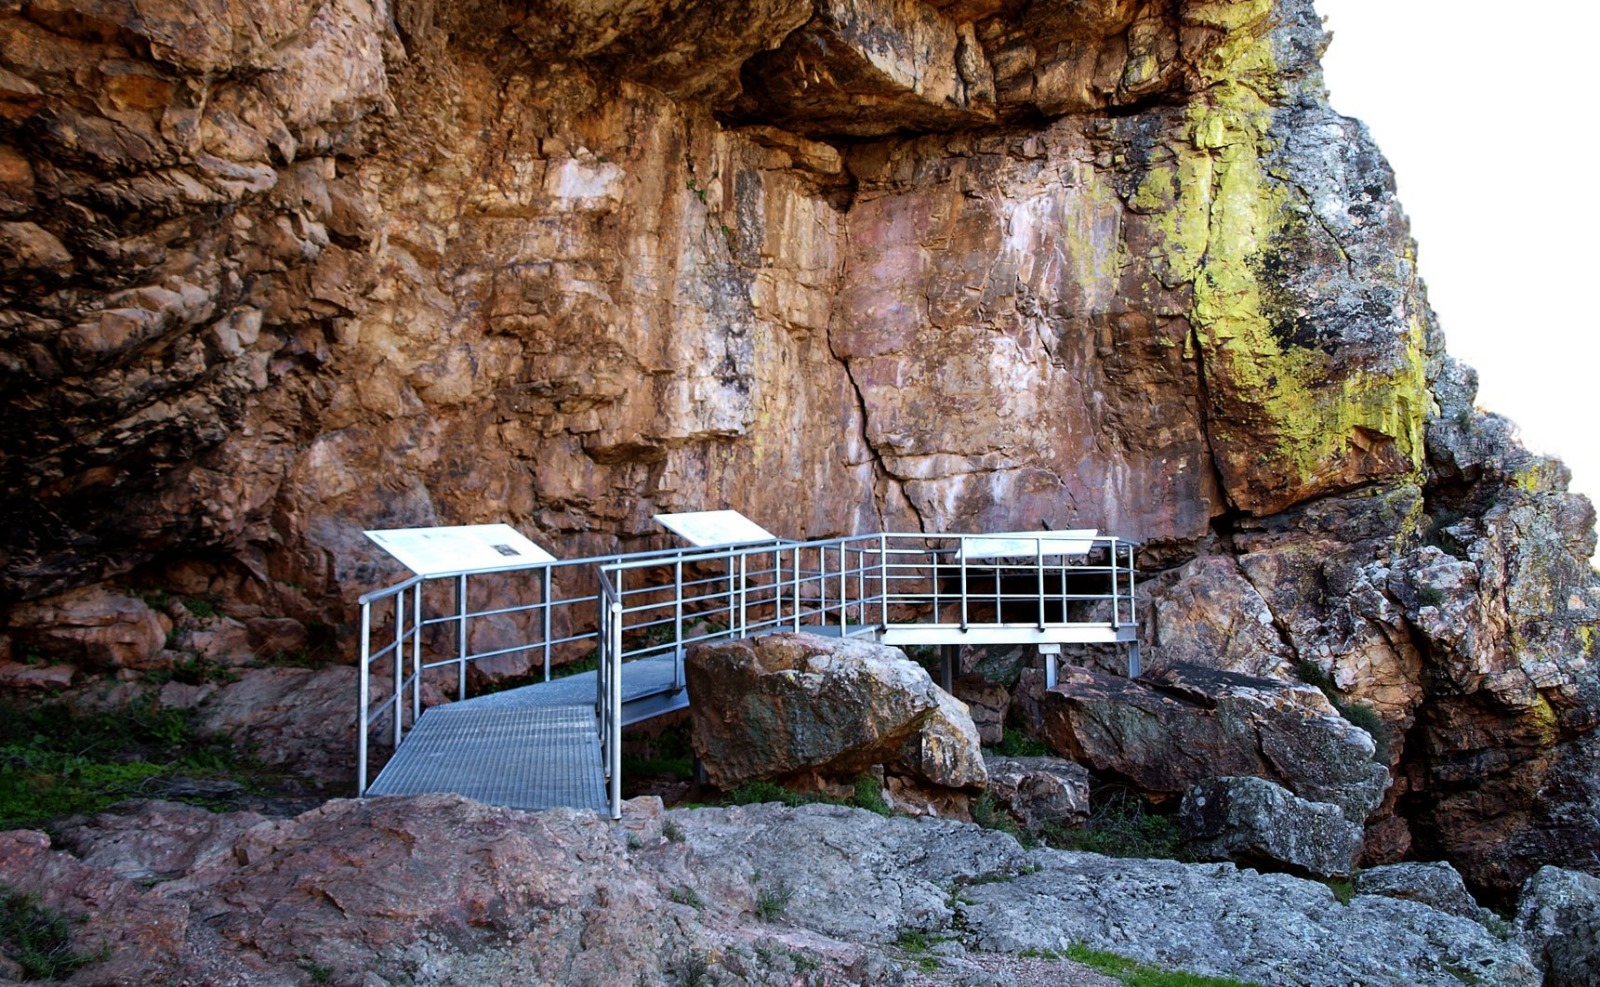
[1065,942,1260,986]
[0,885,105,980]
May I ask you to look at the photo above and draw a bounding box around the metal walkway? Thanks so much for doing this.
[356,531,1140,819]
[364,652,687,810]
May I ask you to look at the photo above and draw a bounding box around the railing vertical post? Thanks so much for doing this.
[393,587,405,750]
[773,548,782,631]
[818,545,828,628]
[878,533,889,629]
[837,545,847,634]
[793,546,802,632]
[357,600,371,796]
[1036,536,1046,631]
[673,559,684,690]
[1127,542,1137,625]
[738,552,748,637]
[1110,538,1121,630]
[959,536,969,631]
[457,574,469,700]
[609,599,624,820]
[412,581,424,725]
[542,566,553,682]
[595,591,606,718]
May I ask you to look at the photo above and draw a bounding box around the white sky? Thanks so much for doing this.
[1317,2,1599,531]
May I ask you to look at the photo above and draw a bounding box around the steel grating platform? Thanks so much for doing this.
[365,703,608,812]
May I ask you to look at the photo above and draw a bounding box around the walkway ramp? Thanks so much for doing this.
[357,530,1140,820]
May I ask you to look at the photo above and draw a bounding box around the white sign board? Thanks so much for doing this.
[954,529,1099,561]
[653,510,779,548]
[364,524,558,577]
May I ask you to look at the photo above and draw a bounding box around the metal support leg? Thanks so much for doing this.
[939,643,956,693]
[1040,642,1061,690]
[1128,641,1142,679]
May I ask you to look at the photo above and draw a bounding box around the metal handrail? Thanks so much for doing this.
[357,529,1140,819]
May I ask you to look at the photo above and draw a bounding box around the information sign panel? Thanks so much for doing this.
[954,529,1100,561]
[364,524,558,577]
[653,510,780,548]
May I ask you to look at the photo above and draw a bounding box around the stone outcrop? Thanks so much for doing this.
[1355,861,1483,921]
[983,755,1091,834]
[0,797,1544,987]
[0,0,1596,906]
[1178,776,1362,879]
[1033,663,1390,823]
[1514,866,1600,987]
[685,631,985,797]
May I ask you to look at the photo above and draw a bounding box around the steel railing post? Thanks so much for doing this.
[609,599,624,820]
[959,537,969,631]
[878,533,889,629]
[674,559,684,690]
[1110,538,1121,630]
[738,552,748,637]
[456,574,469,700]
[543,567,553,682]
[1035,536,1045,631]
[412,581,424,726]
[393,587,405,749]
[357,601,371,795]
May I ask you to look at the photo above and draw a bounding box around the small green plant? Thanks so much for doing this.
[1050,790,1185,860]
[1292,661,1390,762]
[1324,878,1355,905]
[1065,941,1260,986]
[849,775,891,816]
[625,833,643,851]
[894,928,931,952]
[668,886,704,910]
[298,957,333,984]
[991,726,1050,758]
[0,885,104,981]
[668,950,711,987]
[179,594,222,619]
[728,779,814,808]
[754,877,793,921]
[685,177,707,204]
[970,792,1022,839]
[1417,585,1446,608]
[662,818,686,843]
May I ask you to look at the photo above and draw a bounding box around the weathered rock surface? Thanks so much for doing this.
[6,585,169,670]
[686,631,984,793]
[1356,861,1483,920]
[983,755,1090,834]
[1178,776,1362,879]
[0,797,1544,986]
[1034,663,1390,823]
[1514,865,1600,987]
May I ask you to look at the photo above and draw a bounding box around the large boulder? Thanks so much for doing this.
[685,631,982,790]
[1034,663,1390,823]
[1355,862,1483,920]
[1178,776,1362,879]
[7,584,169,669]
[1515,866,1600,987]
[983,755,1091,834]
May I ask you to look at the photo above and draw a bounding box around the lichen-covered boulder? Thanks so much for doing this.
[686,631,972,790]
[1179,776,1362,879]
[896,687,987,790]
[1355,862,1483,920]
[1515,866,1600,987]
[983,755,1090,834]
[1036,663,1390,823]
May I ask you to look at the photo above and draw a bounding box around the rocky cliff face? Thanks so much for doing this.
[2,0,1596,902]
